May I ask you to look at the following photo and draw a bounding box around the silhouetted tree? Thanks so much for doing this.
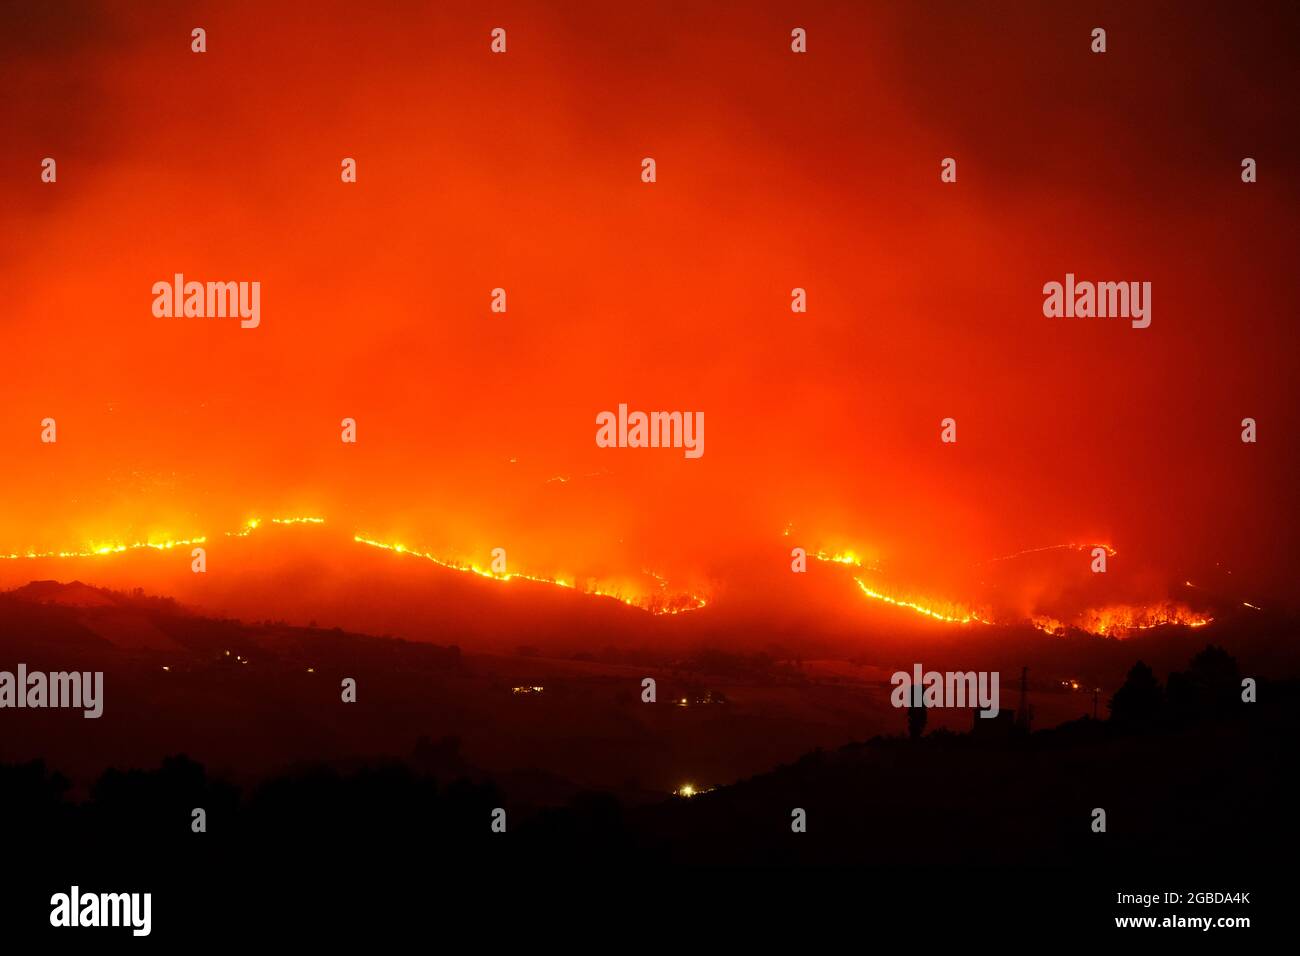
[1108,660,1162,725]
[907,692,928,739]
[1168,644,1240,721]
[89,755,238,844]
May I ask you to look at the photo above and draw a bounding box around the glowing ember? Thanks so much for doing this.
[675,783,712,797]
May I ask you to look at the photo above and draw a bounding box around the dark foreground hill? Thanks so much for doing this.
[4,651,1294,867]
[2,635,1292,939]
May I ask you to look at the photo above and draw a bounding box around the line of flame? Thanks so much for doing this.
[852,577,992,625]
[1040,604,1214,637]
[813,550,867,568]
[1,536,208,561]
[977,542,1118,566]
[352,534,707,616]
[0,518,708,616]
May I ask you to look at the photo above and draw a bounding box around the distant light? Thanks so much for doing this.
[162,666,169,671]
[307,667,315,673]
[678,784,696,797]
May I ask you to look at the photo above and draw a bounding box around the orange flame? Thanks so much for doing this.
[351,535,707,616]
[1,536,207,561]
[0,517,709,616]
[1065,604,1213,637]
[852,577,992,625]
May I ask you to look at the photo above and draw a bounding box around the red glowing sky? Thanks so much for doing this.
[2,1,1298,615]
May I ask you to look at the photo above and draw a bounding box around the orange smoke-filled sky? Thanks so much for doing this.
[2,1,1298,607]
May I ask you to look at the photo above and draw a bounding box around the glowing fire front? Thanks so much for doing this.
[1,537,207,561]
[846,573,1211,636]
[853,577,991,625]
[1036,604,1213,637]
[352,535,707,616]
[979,542,1118,565]
[2,522,1214,634]
[1,517,708,617]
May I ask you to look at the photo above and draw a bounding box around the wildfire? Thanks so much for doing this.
[225,516,324,537]
[2,515,331,558]
[811,535,1212,636]
[675,783,713,798]
[1033,604,1213,637]
[1030,615,1068,636]
[352,535,708,616]
[1,520,1218,634]
[1071,604,1213,636]
[851,583,1213,636]
[847,592,1214,636]
[811,547,882,571]
[852,577,991,625]
[1,536,207,561]
[978,542,1118,566]
[814,550,865,567]
[0,516,708,616]
[806,537,1213,637]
